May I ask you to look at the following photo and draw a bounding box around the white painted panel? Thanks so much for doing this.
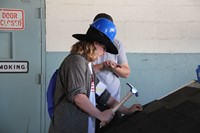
[46,0,200,53]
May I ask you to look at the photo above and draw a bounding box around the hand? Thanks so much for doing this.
[128,104,143,114]
[99,108,115,126]
[103,60,121,69]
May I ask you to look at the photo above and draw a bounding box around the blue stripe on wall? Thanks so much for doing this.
[46,52,200,106]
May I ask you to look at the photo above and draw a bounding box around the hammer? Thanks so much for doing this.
[100,83,139,127]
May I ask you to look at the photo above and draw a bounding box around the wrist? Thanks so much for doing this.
[95,110,103,120]
[94,63,104,73]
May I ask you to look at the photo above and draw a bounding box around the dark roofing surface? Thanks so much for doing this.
[98,81,200,133]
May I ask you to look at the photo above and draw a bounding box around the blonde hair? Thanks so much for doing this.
[70,41,97,62]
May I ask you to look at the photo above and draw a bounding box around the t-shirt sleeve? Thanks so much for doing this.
[114,39,128,65]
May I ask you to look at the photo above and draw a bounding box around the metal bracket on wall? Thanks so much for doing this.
[35,73,43,85]
[35,8,43,19]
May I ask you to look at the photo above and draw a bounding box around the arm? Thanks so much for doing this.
[94,39,130,78]
[107,39,130,78]
[74,93,114,122]
[106,96,143,115]
[105,61,130,78]
[93,63,104,73]
[93,61,130,78]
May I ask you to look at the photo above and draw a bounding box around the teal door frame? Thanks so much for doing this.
[0,0,47,132]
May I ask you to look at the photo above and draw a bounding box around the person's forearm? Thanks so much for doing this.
[110,64,130,78]
[93,63,104,73]
[106,96,132,115]
[93,62,130,78]
[74,93,102,119]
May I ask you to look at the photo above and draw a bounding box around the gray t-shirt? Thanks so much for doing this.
[93,39,128,101]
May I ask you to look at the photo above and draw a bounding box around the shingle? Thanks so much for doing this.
[100,81,200,133]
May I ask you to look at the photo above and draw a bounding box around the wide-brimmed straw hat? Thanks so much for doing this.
[72,18,118,54]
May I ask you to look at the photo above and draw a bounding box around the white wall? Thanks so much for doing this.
[46,0,200,53]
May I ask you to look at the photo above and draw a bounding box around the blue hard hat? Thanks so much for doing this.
[91,18,116,42]
[72,18,118,54]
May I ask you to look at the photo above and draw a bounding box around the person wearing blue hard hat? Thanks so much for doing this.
[48,18,142,133]
[92,13,143,132]
[73,18,118,54]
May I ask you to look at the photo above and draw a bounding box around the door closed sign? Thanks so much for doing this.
[0,8,25,30]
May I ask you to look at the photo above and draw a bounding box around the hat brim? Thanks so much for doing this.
[72,34,118,54]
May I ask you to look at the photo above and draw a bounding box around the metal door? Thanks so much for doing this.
[0,0,45,133]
